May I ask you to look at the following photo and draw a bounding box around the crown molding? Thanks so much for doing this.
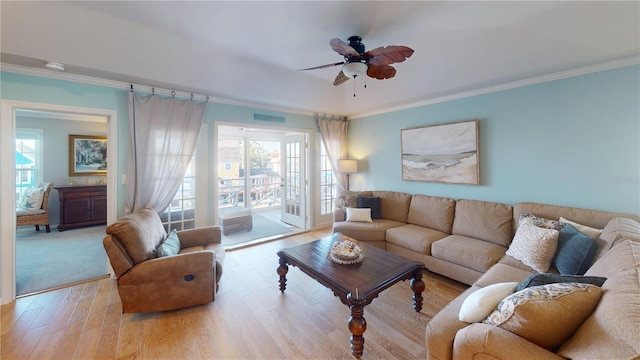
[3,54,638,121]
[349,55,640,120]
[0,63,318,117]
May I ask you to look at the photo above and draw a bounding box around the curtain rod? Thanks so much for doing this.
[129,83,209,103]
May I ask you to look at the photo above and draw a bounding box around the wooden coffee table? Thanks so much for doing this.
[277,236,426,358]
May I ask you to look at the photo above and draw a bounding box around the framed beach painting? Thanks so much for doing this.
[69,135,108,176]
[401,119,479,185]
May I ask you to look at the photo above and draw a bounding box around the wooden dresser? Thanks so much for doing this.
[53,185,107,231]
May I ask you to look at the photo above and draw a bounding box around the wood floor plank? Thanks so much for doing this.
[1,228,467,360]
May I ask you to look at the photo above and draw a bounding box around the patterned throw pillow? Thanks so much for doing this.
[518,213,566,231]
[484,282,602,350]
[335,192,359,219]
[506,222,559,273]
[17,187,45,212]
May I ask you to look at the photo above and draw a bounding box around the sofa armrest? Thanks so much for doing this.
[177,225,221,248]
[453,323,564,360]
[333,209,346,223]
[119,251,215,285]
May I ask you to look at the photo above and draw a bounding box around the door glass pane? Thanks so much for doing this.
[249,140,281,209]
[320,141,337,215]
[218,138,245,209]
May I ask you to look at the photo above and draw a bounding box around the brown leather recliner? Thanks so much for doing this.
[103,208,225,313]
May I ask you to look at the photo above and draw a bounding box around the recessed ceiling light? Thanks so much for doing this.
[45,62,65,71]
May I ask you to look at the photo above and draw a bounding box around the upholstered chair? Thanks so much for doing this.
[16,182,54,233]
[103,208,225,313]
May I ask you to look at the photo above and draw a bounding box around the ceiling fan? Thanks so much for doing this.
[300,36,414,86]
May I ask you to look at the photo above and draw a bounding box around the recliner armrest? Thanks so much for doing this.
[177,225,222,247]
[453,323,563,360]
[118,251,215,285]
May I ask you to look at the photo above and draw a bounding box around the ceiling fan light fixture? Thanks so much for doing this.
[342,62,367,79]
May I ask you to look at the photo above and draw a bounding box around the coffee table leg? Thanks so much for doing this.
[347,295,367,358]
[410,269,425,312]
[277,257,288,293]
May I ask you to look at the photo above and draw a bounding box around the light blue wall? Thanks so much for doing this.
[348,65,640,214]
[1,72,321,221]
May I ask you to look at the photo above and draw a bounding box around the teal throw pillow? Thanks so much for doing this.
[552,224,598,275]
[516,273,607,292]
[156,229,181,257]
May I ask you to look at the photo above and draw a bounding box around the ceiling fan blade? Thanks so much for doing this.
[299,61,345,71]
[333,70,350,86]
[367,64,396,80]
[365,46,414,66]
[330,38,360,57]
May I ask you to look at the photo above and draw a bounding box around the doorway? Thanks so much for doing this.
[217,125,308,247]
[1,100,118,304]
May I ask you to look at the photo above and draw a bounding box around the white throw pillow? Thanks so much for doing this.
[345,207,372,223]
[458,282,519,323]
[560,217,603,240]
[17,187,45,212]
[506,222,559,273]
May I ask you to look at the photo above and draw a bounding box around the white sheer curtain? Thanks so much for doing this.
[126,92,207,213]
[317,114,349,192]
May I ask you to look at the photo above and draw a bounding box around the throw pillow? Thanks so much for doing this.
[483,283,603,350]
[357,196,382,219]
[345,207,372,223]
[156,229,181,257]
[559,217,603,239]
[17,187,45,212]
[516,273,607,292]
[458,282,519,323]
[553,224,598,275]
[518,213,566,231]
[506,222,559,273]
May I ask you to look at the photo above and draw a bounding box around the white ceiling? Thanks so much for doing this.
[2,1,639,118]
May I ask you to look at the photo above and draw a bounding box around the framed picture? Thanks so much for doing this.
[401,119,479,185]
[69,135,108,176]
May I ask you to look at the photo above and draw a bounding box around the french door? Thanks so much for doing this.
[281,134,306,228]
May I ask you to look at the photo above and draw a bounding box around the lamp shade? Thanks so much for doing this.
[337,159,358,173]
[342,62,367,79]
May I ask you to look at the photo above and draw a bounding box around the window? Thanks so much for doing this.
[160,156,196,232]
[319,141,337,215]
[16,129,43,201]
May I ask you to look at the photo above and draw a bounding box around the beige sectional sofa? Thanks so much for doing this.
[332,191,640,359]
[333,190,514,285]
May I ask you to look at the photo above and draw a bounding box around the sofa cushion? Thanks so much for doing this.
[557,268,640,359]
[332,219,405,242]
[484,282,602,350]
[596,217,640,259]
[506,222,559,273]
[516,273,607,292]
[357,196,382,219]
[386,224,449,254]
[106,208,167,264]
[474,262,535,288]
[406,194,455,233]
[372,190,412,223]
[586,239,640,278]
[156,229,181,257]
[431,235,506,273]
[458,282,519,323]
[451,199,512,246]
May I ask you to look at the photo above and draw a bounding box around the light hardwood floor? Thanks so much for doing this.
[1,229,467,359]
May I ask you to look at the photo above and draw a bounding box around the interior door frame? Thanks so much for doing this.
[0,100,118,304]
